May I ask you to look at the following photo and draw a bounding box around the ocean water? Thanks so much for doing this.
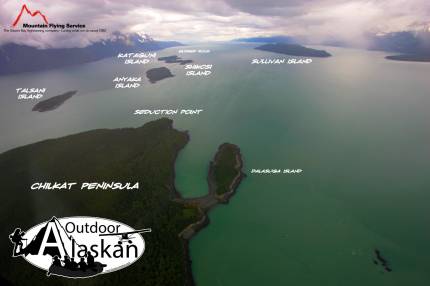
[1,44,429,285]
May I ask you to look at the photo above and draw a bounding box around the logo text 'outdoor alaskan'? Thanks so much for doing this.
[9,216,151,278]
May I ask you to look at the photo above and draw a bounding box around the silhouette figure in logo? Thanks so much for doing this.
[47,250,106,277]
[52,255,62,267]
[9,228,26,256]
[62,255,72,269]
[69,257,78,270]
[47,255,62,276]
[86,251,95,267]
[47,255,96,276]
[78,257,87,271]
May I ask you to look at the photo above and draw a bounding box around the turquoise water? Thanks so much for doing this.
[1,44,429,285]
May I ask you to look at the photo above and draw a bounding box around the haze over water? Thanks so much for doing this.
[0,44,429,285]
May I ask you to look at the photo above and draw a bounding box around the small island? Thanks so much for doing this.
[256,43,331,57]
[178,143,245,239]
[373,249,392,272]
[210,143,244,196]
[146,67,174,83]
[32,90,77,112]
[158,55,193,65]
[385,54,430,62]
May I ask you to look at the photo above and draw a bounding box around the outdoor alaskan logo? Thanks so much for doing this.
[9,216,151,278]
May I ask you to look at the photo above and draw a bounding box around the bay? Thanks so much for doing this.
[0,43,429,285]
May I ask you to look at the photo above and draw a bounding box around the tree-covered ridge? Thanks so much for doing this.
[0,118,245,286]
[212,143,244,195]
[0,118,199,286]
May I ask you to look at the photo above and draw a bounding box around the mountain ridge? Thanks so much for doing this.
[0,33,183,76]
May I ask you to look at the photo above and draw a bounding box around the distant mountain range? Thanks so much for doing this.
[0,33,183,76]
[323,30,430,62]
[233,36,296,44]
[256,43,331,57]
[237,31,430,62]
[368,30,430,62]
[369,30,430,54]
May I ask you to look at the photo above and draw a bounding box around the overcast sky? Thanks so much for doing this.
[1,0,429,48]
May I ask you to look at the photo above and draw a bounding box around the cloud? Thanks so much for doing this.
[0,0,429,48]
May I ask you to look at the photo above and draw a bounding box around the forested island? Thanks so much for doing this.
[178,143,245,239]
[158,55,193,65]
[210,143,244,196]
[256,43,331,57]
[0,118,244,286]
[32,90,77,112]
[146,67,174,83]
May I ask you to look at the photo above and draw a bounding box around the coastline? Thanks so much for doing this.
[0,112,242,286]
[255,43,331,57]
[0,118,209,285]
[385,54,430,62]
[172,141,245,286]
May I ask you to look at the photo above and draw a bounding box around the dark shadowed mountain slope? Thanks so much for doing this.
[0,33,182,75]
